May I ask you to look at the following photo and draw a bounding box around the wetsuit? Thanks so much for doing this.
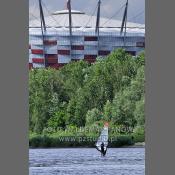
[96,142,107,156]
[100,142,107,156]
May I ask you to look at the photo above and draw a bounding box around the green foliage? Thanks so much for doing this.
[47,111,66,129]
[111,65,145,128]
[85,108,102,125]
[58,60,89,98]
[29,68,68,133]
[103,100,112,121]
[111,92,135,127]
[135,51,145,66]
[29,49,145,139]
[133,125,145,135]
[109,135,134,147]
[131,125,145,143]
[134,97,145,126]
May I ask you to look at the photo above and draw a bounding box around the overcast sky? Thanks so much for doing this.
[29,0,145,24]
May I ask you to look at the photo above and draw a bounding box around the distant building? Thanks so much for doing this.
[29,1,145,69]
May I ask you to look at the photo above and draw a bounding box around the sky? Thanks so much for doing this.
[29,0,145,24]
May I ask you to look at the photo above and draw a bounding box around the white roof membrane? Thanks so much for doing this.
[29,9,145,33]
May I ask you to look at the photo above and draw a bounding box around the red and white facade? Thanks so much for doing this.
[29,9,145,69]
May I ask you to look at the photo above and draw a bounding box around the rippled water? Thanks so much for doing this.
[29,148,145,175]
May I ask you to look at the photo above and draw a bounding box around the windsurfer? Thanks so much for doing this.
[95,122,108,156]
[100,142,107,156]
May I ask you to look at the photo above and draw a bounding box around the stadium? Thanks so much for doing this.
[29,0,145,69]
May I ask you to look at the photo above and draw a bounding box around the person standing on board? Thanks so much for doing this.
[96,142,106,156]
[100,142,105,156]
[100,142,107,156]
[96,121,109,156]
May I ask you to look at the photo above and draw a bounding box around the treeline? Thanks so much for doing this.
[29,49,145,139]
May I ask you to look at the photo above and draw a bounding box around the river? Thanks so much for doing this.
[29,148,145,175]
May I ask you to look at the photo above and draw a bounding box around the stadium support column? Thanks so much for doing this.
[96,0,101,56]
[120,0,128,47]
[38,0,47,67]
[68,0,72,59]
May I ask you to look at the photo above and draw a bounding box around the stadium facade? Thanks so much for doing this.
[29,0,145,69]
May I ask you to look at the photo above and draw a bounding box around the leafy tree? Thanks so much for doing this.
[134,97,145,126]
[29,68,68,133]
[47,110,67,129]
[58,60,89,98]
[29,49,145,134]
[111,65,145,127]
[103,100,112,121]
[111,92,136,127]
[86,108,102,125]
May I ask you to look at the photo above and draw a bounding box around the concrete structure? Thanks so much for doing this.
[29,2,145,69]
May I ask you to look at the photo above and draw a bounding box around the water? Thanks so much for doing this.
[29,148,145,175]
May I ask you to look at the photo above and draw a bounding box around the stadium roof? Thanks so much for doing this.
[29,9,145,30]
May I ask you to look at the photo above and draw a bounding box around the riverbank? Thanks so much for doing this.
[29,144,145,149]
[29,134,144,148]
[122,142,145,148]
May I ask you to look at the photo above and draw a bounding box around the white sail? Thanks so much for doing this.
[95,123,109,151]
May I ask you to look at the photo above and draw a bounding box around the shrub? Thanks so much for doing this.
[109,135,134,147]
[132,126,145,143]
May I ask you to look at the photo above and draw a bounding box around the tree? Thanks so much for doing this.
[111,65,145,128]
[47,110,67,129]
[29,49,145,133]
[134,97,145,126]
[103,100,112,121]
[111,92,136,127]
[29,68,67,133]
[85,108,102,125]
[58,60,89,98]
